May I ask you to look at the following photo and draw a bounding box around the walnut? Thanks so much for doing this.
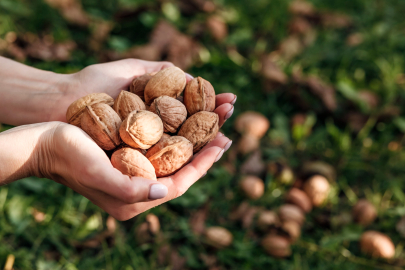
[66,93,114,127]
[237,134,259,155]
[129,73,154,101]
[239,175,264,200]
[149,96,187,133]
[278,204,305,226]
[119,110,164,149]
[111,147,156,180]
[235,111,270,139]
[261,235,291,258]
[256,211,279,232]
[303,175,330,207]
[81,103,122,150]
[146,135,193,177]
[144,66,186,105]
[183,77,215,116]
[352,199,377,226]
[360,231,395,259]
[113,90,146,120]
[204,227,233,249]
[281,220,301,243]
[285,188,312,213]
[178,111,219,153]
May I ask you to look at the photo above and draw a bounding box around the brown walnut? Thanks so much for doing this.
[66,93,114,127]
[204,227,233,249]
[178,111,219,153]
[352,199,377,226]
[184,77,216,116]
[256,211,279,232]
[360,231,395,259]
[286,188,312,213]
[129,73,154,101]
[235,111,270,139]
[113,90,146,120]
[149,96,187,133]
[303,175,330,207]
[146,135,193,177]
[119,110,164,149]
[81,103,122,150]
[240,175,264,200]
[144,67,186,105]
[261,235,291,258]
[111,147,156,180]
[278,204,305,226]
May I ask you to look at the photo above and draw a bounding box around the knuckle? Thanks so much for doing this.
[121,184,139,204]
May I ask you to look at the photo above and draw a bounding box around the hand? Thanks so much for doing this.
[52,59,183,122]
[35,103,233,220]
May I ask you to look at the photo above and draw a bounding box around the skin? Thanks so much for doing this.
[0,56,236,221]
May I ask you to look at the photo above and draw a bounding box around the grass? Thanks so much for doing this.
[1,0,405,269]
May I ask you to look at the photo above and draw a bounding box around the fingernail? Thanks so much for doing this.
[224,140,232,152]
[185,73,194,80]
[225,106,234,120]
[215,149,224,162]
[149,184,168,200]
[218,132,225,137]
[231,95,237,105]
[202,172,207,177]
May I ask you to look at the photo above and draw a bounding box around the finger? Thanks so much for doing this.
[185,73,194,82]
[216,93,237,108]
[214,103,234,128]
[192,133,231,160]
[135,60,175,74]
[82,162,167,204]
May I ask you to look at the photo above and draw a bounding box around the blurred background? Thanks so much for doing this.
[1,0,405,269]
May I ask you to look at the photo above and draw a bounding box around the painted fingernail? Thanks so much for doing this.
[231,95,237,105]
[202,172,207,177]
[224,140,232,152]
[185,73,194,80]
[225,106,234,120]
[215,149,224,162]
[149,184,168,200]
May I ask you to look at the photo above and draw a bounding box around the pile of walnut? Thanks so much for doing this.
[66,67,218,180]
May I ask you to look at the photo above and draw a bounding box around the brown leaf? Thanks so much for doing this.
[306,76,337,111]
[320,12,352,29]
[261,56,288,85]
[150,20,179,52]
[207,15,228,42]
[278,35,304,60]
[122,44,161,61]
[45,0,90,26]
[167,33,200,70]
[90,20,114,51]
[190,206,208,235]
[289,0,316,17]
[178,0,216,14]
[289,17,313,35]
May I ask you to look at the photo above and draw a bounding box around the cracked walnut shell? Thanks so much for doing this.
[144,67,186,105]
[178,111,219,153]
[119,110,164,149]
[81,103,122,150]
[146,135,193,177]
[113,90,146,120]
[111,148,156,180]
[66,93,114,127]
[149,96,187,133]
[184,77,215,115]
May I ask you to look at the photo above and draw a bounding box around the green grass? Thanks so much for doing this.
[1,0,405,269]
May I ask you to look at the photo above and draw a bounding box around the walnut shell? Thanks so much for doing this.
[111,147,156,180]
[178,111,219,153]
[184,77,216,116]
[303,175,330,207]
[281,220,301,243]
[204,227,233,249]
[278,204,305,226]
[235,111,270,139]
[146,135,193,177]
[360,231,395,259]
[130,73,154,101]
[146,213,160,235]
[149,96,187,133]
[286,188,312,213]
[237,134,260,155]
[144,67,186,105]
[352,199,377,226]
[81,103,122,150]
[113,90,146,120]
[240,175,264,200]
[256,211,279,232]
[66,93,114,127]
[261,235,291,258]
[119,110,164,149]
